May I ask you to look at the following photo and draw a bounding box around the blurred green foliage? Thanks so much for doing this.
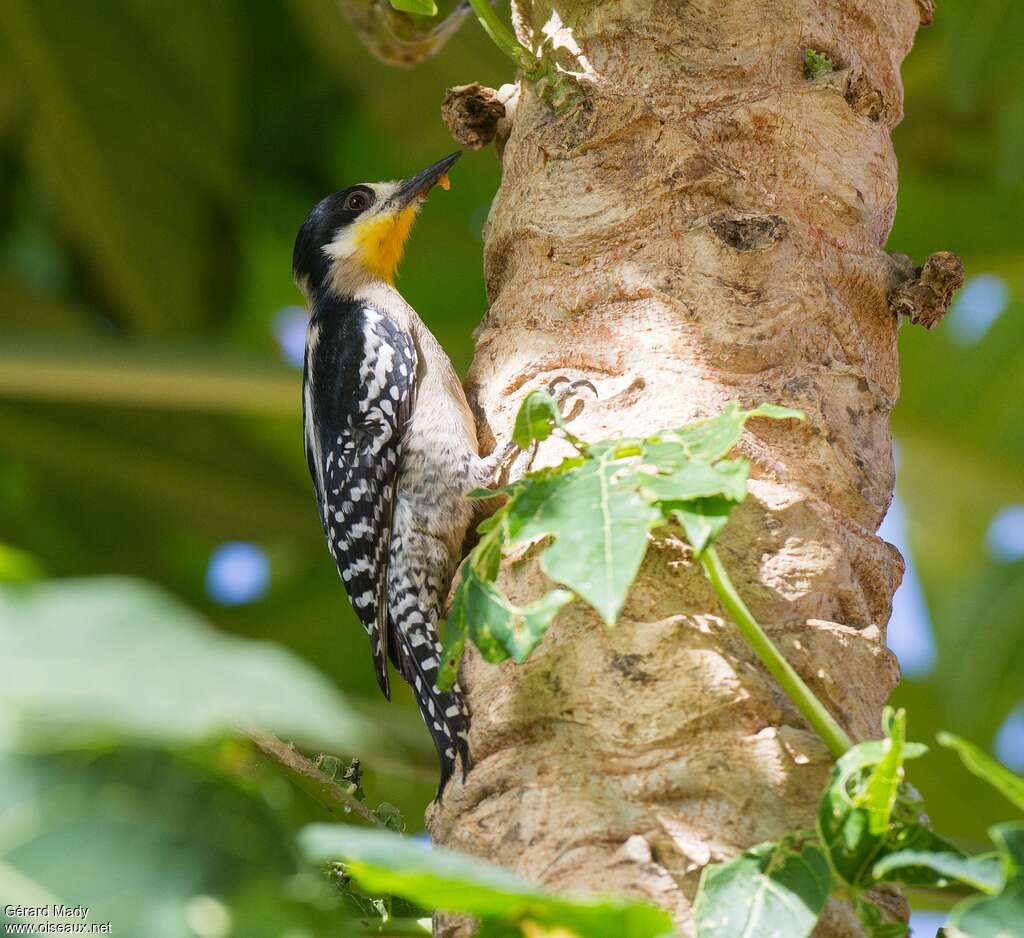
[0,0,1022,934]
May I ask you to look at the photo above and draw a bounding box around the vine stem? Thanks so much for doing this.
[243,728,385,828]
[465,0,542,74]
[700,545,854,759]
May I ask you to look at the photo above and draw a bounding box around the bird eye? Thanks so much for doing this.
[343,190,372,213]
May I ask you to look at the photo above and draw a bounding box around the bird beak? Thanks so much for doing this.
[392,152,461,209]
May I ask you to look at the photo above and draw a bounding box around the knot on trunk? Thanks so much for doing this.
[442,83,507,150]
[845,72,885,122]
[709,213,788,251]
[888,251,964,330]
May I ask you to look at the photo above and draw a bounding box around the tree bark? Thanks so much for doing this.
[429,2,930,934]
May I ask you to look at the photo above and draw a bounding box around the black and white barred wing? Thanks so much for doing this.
[308,309,417,699]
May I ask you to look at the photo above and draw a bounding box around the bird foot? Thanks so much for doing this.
[483,377,597,486]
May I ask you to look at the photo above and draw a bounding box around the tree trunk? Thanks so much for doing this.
[429,2,930,933]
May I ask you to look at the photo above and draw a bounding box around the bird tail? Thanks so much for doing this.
[389,601,471,795]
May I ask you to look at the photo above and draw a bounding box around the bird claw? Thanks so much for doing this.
[478,377,598,488]
[501,376,597,482]
[547,376,598,400]
[546,376,597,425]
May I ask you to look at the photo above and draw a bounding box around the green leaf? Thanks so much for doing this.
[629,457,749,504]
[502,589,575,662]
[749,403,806,422]
[637,404,799,556]
[509,452,661,624]
[300,825,676,937]
[438,579,471,693]
[513,389,575,449]
[852,897,908,938]
[389,0,439,14]
[373,802,406,833]
[816,715,929,887]
[667,497,734,557]
[865,708,909,835]
[938,732,1024,813]
[991,822,1024,880]
[658,402,803,465]
[0,748,343,936]
[439,567,574,691]
[947,885,1024,938]
[804,49,834,79]
[870,824,966,889]
[450,567,515,665]
[873,851,1005,894]
[454,401,803,670]
[0,577,374,752]
[694,841,831,938]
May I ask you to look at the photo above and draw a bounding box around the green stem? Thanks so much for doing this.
[244,729,386,828]
[701,545,854,758]
[465,0,542,74]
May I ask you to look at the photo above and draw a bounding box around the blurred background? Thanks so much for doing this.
[0,1,1021,935]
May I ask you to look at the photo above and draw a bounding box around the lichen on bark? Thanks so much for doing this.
[427,1,932,934]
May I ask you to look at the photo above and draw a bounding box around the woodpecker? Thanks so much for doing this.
[293,152,508,793]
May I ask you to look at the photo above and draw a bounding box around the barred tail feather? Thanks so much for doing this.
[391,612,471,794]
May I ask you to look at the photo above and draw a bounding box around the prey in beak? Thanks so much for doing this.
[302,152,463,293]
[390,151,459,210]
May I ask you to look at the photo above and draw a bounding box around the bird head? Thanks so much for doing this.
[293,151,461,300]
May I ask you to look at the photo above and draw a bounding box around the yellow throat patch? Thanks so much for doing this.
[353,206,419,283]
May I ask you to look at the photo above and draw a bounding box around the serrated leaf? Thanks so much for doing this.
[873,851,1005,894]
[513,389,573,449]
[659,402,803,464]
[0,577,373,753]
[454,401,803,670]
[301,825,676,938]
[389,0,439,15]
[947,885,1024,938]
[694,841,831,938]
[629,458,749,504]
[938,732,1024,813]
[508,453,661,625]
